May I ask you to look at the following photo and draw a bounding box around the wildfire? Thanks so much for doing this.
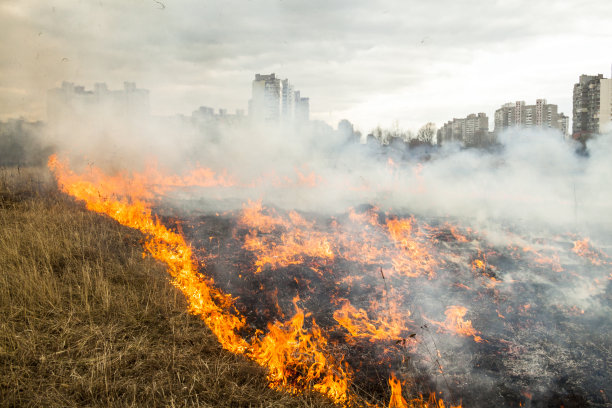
[48,154,460,407]
[386,217,438,279]
[333,300,412,344]
[48,155,350,402]
[48,154,248,354]
[388,374,409,408]
[250,297,350,402]
[388,373,462,408]
[426,306,484,343]
[50,149,611,406]
[572,238,609,266]
[240,201,334,273]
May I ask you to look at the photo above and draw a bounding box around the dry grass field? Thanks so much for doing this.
[0,167,336,408]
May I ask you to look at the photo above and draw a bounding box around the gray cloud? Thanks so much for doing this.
[1,0,611,129]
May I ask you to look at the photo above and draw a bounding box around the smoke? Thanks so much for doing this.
[0,119,53,166]
[51,111,612,231]
[46,110,612,406]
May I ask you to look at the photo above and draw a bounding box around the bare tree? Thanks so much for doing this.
[416,122,436,145]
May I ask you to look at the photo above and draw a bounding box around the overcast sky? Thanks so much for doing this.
[1,0,611,132]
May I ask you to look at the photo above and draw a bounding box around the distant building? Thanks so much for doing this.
[494,99,567,136]
[249,73,309,125]
[294,91,310,123]
[249,73,282,122]
[281,79,295,122]
[192,106,245,127]
[438,113,489,147]
[338,119,361,143]
[572,74,612,137]
[47,81,149,124]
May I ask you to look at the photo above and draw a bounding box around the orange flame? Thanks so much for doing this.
[48,154,248,353]
[388,374,408,408]
[333,301,412,344]
[572,238,609,266]
[48,154,464,407]
[426,306,483,343]
[386,217,437,279]
[240,201,334,273]
[388,374,462,408]
[48,155,349,403]
[250,297,349,402]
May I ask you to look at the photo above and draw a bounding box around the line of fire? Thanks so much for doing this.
[46,142,612,408]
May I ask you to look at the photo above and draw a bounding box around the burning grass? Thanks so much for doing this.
[12,155,612,407]
[0,166,336,407]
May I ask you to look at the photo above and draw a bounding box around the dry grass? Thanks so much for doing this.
[0,167,337,408]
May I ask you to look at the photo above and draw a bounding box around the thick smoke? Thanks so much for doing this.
[49,110,612,232]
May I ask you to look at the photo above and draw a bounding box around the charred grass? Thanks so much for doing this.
[0,167,336,408]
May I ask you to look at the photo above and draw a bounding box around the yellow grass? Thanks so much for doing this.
[0,166,336,407]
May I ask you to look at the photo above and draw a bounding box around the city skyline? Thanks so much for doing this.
[1,1,611,132]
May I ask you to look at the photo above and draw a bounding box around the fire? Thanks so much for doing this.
[471,259,486,272]
[386,217,438,279]
[238,201,440,281]
[48,155,350,403]
[426,306,484,343]
[388,373,408,408]
[446,224,469,243]
[250,297,350,402]
[388,374,462,408]
[240,201,334,273]
[333,300,412,344]
[295,167,321,187]
[521,246,563,272]
[53,153,612,408]
[572,238,609,266]
[48,154,248,354]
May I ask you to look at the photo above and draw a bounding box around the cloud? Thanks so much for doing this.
[1,0,612,129]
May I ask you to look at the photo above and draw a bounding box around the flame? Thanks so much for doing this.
[48,154,470,407]
[240,201,334,273]
[295,167,320,187]
[572,238,609,266]
[446,224,469,242]
[426,306,483,343]
[48,155,248,353]
[471,258,486,272]
[388,374,408,408]
[388,374,462,408]
[239,202,440,281]
[250,297,350,403]
[521,246,563,272]
[386,217,437,279]
[48,155,350,403]
[333,300,412,344]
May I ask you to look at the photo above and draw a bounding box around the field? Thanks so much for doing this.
[0,167,335,407]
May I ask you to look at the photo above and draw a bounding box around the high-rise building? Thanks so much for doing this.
[294,90,310,123]
[281,79,294,122]
[573,74,612,137]
[437,113,489,147]
[249,74,309,125]
[248,73,282,122]
[494,99,567,136]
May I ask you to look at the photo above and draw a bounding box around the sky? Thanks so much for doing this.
[1,0,611,132]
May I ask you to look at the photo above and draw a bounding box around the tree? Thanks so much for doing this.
[416,122,436,145]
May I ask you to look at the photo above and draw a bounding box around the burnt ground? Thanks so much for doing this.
[158,204,612,408]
